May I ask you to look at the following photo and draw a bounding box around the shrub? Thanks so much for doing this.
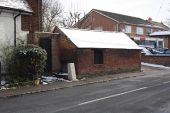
[4,44,47,84]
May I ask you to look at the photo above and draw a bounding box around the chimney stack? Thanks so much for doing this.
[148,17,152,22]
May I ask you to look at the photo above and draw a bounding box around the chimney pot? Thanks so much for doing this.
[148,17,152,21]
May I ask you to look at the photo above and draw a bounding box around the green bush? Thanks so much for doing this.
[4,44,47,84]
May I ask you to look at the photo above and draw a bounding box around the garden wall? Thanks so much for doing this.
[141,53,170,66]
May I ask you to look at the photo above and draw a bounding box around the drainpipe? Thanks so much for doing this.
[14,12,21,47]
[37,0,40,31]
[116,23,119,32]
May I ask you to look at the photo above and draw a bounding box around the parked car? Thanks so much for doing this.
[139,46,152,55]
[148,48,164,54]
[147,47,170,55]
[164,50,170,54]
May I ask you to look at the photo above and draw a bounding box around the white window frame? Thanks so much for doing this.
[125,25,131,33]
[136,27,144,35]
[146,28,153,34]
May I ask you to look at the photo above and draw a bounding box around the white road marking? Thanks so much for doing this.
[163,81,170,84]
[78,87,147,106]
[54,80,170,112]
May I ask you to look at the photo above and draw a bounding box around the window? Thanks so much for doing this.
[146,28,153,34]
[136,27,144,35]
[158,41,163,48]
[94,49,103,64]
[125,25,131,33]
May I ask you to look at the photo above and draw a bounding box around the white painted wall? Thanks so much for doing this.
[0,12,29,73]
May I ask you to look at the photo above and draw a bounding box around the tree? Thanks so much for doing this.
[42,0,63,32]
[61,11,81,28]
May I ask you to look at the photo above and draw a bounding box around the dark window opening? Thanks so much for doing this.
[94,49,103,64]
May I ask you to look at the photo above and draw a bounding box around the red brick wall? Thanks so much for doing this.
[34,33,60,72]
[141,53,170,66]
[79,11,117,31]
[53,27,77,50]
[53,27,141,77]
[168,37,170,49]
[51,36,61,72]
[21,0,42,33]
[79,10,164,37]
[76,49,141,77]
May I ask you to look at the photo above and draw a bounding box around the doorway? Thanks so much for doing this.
[39,38,52,73]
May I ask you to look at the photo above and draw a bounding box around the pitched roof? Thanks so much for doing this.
[0,0,33,13]
[147,21,170,30]
[94,9,148,25]
[59,27,140,50]
[92,9,169,30]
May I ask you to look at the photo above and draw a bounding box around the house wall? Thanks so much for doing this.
[79,10,164,36]
[79,11,117,31]
[0,0,42,73]
[164,38,169,48]
[76,49,141,77]
[22,0,42,40]
[0,12,29,73]
[58,34,77,72]
[165,36,170,49]
[0,12,29,46]
[141,53,170,66]
[168,37,170,49]
[33,32,60,72]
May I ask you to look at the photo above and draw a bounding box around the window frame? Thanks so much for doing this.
[93,49,104,64]
[125,25,132,33]
[136,27,144,35]
[146,28,153,34]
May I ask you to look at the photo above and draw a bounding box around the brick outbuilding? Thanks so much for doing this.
[53,27,141,78]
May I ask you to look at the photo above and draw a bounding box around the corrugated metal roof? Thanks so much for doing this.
[59,27,140,50]
[0,0,32,13]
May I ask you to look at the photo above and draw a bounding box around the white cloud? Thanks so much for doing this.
[60,0,170,22]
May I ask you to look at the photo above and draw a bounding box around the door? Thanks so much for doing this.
[39,38,52,73]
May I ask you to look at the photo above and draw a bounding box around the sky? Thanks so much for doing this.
[60,0,170,23]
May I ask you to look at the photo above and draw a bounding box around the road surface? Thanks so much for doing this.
[0,71,170,113]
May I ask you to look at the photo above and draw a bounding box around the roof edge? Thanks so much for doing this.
[53,26,78,48]
[83,9,166,29]
[0,6,33,15]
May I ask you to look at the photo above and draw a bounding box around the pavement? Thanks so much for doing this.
[0,65,169,98]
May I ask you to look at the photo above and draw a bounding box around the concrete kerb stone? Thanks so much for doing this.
[0,72,146,98]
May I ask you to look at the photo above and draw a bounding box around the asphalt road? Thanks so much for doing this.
[0,71,170,113]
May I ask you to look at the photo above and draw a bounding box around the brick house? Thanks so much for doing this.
[21,0,42,40]
[0,0,42,73]
[79,9,169,49]
[53,27,141,77]
[150,31,170,49]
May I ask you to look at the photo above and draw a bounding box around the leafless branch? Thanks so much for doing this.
[42,0,63,32]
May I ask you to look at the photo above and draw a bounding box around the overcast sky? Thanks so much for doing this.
[60,0,170,23]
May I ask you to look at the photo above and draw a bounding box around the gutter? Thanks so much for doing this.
[14,12,21,47]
